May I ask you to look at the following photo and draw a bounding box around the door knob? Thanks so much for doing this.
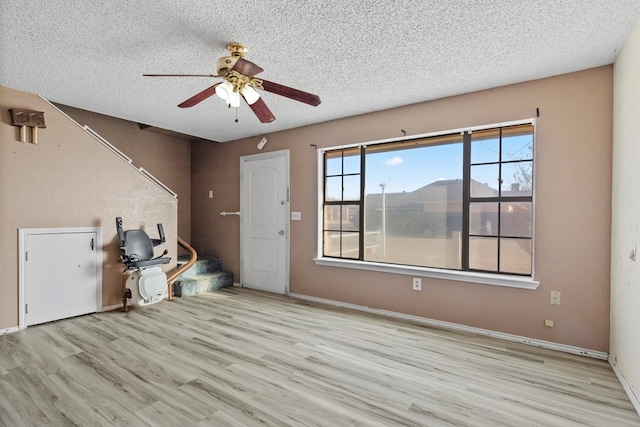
[279,230,285,235]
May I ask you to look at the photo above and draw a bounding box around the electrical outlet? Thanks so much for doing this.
[544,319,554,327]
[412,277,422,291]
[550,291,561,305]
[291,211,301,221]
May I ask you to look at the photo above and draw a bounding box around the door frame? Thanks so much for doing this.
[18,227,103,330]
[240,149,290,295]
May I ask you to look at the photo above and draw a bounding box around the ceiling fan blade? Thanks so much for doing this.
[232,58,264,78]
[246,97,275,123]
[260,79,321,106]
[178,83,220,108]
[144,73,220,77]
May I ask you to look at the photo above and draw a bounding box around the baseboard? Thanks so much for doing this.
[289,293,609,360]
[0,326,20,336]
[609,356,640,416]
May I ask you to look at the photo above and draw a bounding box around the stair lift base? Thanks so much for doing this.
[123,267,169,307]
[116,217,171,309]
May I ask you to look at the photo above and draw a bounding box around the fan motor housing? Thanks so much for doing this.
[217,56,239,77]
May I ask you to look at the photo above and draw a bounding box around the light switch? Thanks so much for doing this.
[291,212,301,221]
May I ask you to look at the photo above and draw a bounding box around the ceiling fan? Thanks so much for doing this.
[143,43,321,123]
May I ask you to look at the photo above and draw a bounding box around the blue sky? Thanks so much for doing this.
[365,144,463,197]
[327,133,533,201]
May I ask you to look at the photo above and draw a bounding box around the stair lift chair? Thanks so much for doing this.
[116,217,171,307]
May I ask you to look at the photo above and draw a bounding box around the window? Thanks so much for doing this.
[320,122,534,277]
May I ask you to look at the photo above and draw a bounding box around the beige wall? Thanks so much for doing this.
[192,66,613,351]
[0,86,177,330]
[55,105,192,245]
[611,19,640,405]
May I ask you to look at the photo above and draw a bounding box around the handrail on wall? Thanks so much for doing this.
[166,236,198,301]
[139,167,178,199]
[82,125,178,200]
[83,126,132,164]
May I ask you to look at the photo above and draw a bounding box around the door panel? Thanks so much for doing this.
[241,151,289,294]
[26,231,99,326]
[250,238,278,273]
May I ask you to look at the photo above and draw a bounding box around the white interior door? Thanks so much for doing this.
[21,228,101,327]
[240,150,289,294]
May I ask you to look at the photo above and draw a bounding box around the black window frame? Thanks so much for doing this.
[321,122,535,277]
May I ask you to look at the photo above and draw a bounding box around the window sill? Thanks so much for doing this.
[313,257,540,290]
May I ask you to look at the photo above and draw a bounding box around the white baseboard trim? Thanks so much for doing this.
[289,293,609,360]
[0,326,20,336]
[609,356,640,416]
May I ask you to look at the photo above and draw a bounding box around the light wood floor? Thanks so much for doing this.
[0,287,638,427]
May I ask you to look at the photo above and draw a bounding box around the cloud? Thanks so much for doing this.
[383,156,404,166]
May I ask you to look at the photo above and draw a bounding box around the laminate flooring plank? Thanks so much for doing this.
[0,287,639,426]
[0,374,53,426]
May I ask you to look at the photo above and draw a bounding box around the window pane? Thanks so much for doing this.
[471,129,500,164]
[502,125,533,162]
[341,232,360,259]
[325,176,343,201]
[470,164,499,197]
[341,205,360,231]
[324,205,359,231]
[365,143,462,194]
[500,238,532,275]
[323,231,360,259]
[364,141,463,269]
[326,155,342,176]
[343,175,361,201]
[323,231,341,256]
[325,147,360,176]
[470,202,498,236]
[500,202,532,238]
[323,205,341,230]
[469,237,498,271]
[501,161,532,196]
[343,153,360,175]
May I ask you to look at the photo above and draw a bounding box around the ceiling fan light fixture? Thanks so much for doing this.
[228,90,241,108]
[240,85,260,105]
[215,81,240,107]
[215,81,234,101]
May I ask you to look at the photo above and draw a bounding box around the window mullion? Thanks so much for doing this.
[497,129,503,272]
[341,150,346,257]
[462,132,471,270]
[359,146,365,260]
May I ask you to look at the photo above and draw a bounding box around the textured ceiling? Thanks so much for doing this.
[2,1,639,143]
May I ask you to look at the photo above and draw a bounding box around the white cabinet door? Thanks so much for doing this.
[25,230,100,326]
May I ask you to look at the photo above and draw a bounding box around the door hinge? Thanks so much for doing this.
[287,187,290,202]
[90,238,95,251]
[25,251,28,261]
[25,304,28,314]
